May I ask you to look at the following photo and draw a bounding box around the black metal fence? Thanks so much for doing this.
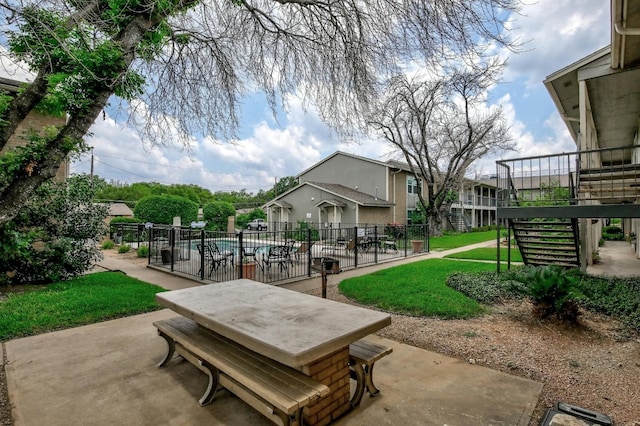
[109,222,429,285]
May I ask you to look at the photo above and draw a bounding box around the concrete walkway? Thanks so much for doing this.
[4,242,544,426]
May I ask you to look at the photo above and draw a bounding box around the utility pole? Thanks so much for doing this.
[90,149,94,185]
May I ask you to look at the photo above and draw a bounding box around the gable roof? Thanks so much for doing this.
[264,181,394,209]
[307,182,393,207]
[296,151,391,178]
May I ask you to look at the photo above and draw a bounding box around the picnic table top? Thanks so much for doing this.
[155,279,391,367]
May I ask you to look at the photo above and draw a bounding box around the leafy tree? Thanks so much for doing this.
[202,201,235,231]
[0,174,108,285]
[134,195,198,225]
[367,62,515,235]
[0,0,520,225]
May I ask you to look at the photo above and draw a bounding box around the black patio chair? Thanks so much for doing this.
[262,245,292,278]
[197,242,234,278]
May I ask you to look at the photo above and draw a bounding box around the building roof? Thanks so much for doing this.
[108,202,134,216]
[296,151,391,178]
[307,182,394,207]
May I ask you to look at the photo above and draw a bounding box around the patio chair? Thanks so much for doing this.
[262,245,292,278]
[293,241,316,260]
[197,242,234,278]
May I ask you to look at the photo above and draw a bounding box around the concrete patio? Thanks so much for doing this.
[3,242,549,426]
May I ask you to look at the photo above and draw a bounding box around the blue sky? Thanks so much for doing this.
[62,1,609,193]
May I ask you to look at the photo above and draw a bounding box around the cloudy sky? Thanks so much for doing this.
[65,0,610,194]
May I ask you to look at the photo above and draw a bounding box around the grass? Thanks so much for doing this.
[429,230,497,251]
[339,259,497,318]
[445,247,523,263]
[0,272,166,341]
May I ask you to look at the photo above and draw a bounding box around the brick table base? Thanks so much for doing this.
[300,347,351,425]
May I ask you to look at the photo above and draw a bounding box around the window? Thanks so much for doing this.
[407,177,420,194]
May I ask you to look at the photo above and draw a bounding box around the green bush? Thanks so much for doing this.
[0,175,108,285]
[446,270,529,304]
[579,276,640,333]
[202,201,235,231]
[520,265,582,322]
[285,221,320,241]
[134,195,198,225]
[118,244,131,253]
[603,225,623,234]
[109,217,141,225]
[602,232,625,241]
[136,245,149,258]
[101,240,115,249]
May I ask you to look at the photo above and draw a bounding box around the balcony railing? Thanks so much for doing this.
[496,145,640,207]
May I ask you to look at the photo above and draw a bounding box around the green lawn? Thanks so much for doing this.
[0,272,166,341]
[445,247,523,262]
[429,230,497,251]
[339,259,497,318]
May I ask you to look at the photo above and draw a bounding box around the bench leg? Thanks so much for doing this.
[348,363,366,408]
[363,363,380,396]
[349,360,382,408]
[198,359,220,406]
[156,331,176,368]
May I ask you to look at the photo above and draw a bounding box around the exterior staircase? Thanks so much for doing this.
[509,218,580,268]
[446,212,472,233]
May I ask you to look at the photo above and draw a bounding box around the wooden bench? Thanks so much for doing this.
[348,339,393,408]
[154,317,329,426]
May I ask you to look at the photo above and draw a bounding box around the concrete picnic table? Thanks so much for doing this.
[155,279,391,423]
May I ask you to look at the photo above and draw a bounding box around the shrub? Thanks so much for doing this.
[136,245,149,258]
[202,201,235,231]
[579,276,640,333]
[109,217,141,225]
[285,221,320,241]
[603,225,623,234]
[446,270,529,304]
[101,240,115,249]
[519,265,582,322]
[134,195,198,225]
[0,175,108,285]
[118,244,131,253]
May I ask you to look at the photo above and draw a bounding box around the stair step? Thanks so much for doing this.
[516,239,576,246]
[527,260,579,268]
[522,252,577,259]
[515,234,575,240]
[512,226,573,232]
[512,220,573,226]
[525,254,579,263]
[520,246,577,253]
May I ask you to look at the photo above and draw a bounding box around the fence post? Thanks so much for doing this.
[170,228,176,272]
[307,228,312,277]
[426,223,430,252]
[147,225,152,265]
[374,225,378,263]
[353,226,358,268]
[200,230,205,280]
[238,231,244,279]
[404,225,408,257]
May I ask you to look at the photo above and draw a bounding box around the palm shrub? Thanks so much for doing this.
[521,265,582,322]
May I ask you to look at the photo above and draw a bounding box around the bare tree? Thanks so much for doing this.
[0,0,521,225]
[368,60,515,235]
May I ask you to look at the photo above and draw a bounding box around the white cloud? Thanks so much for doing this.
[503,0,609,88]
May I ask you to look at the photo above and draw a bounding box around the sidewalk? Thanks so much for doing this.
[4,242,543,426]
